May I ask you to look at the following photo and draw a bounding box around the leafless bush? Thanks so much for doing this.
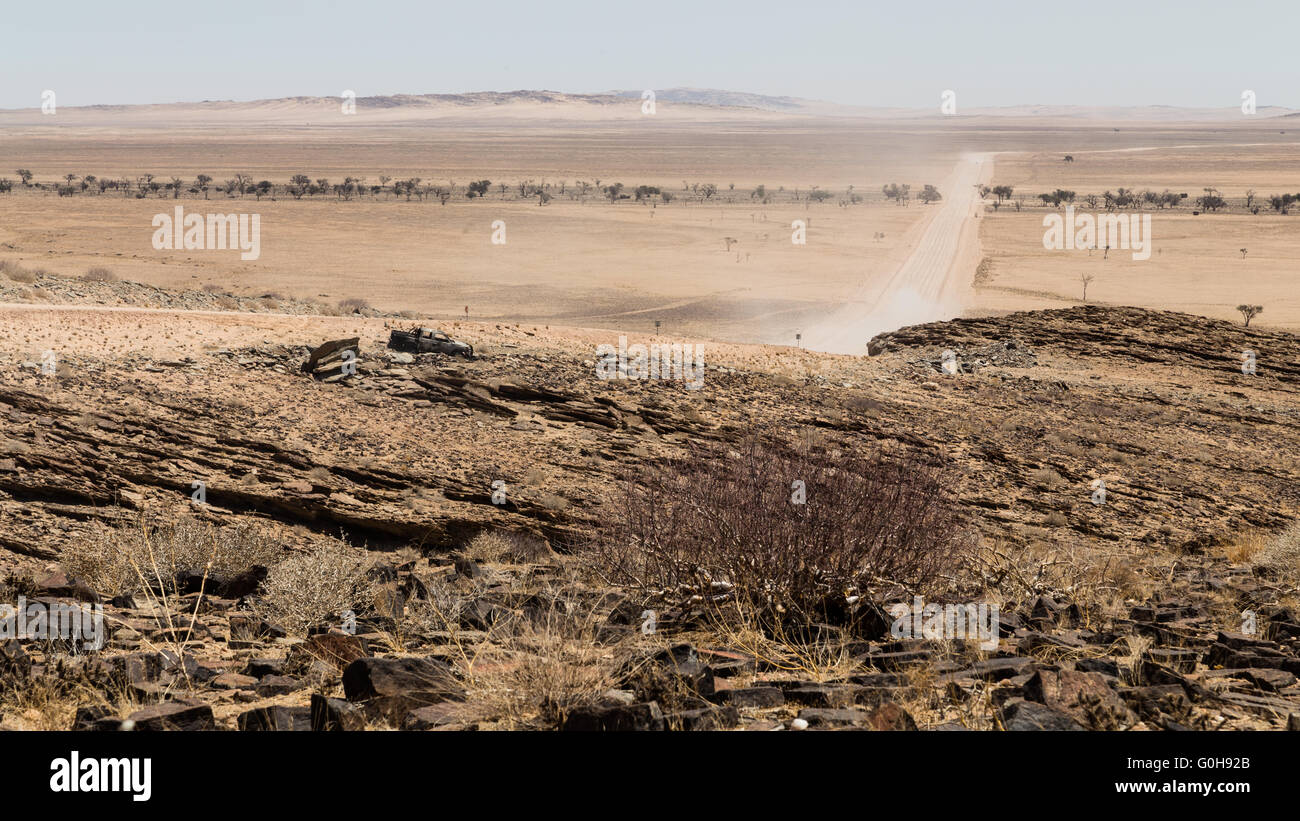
[253,541,371,635]
[337,297,370,312]
[462,530,554,564]
[591,438,974,631]
[62,514,284,597]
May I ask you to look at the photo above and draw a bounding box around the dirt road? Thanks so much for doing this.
[803,153,992,354]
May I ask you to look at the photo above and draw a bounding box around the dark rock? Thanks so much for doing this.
[784,683,859,708]
[798,707,870,727]
[696,648,756,677]
[342,656,466,722]
[1119,685,1192,722]
[0,639,31,678]
[237,705,311,731]
[1023,669,1134,730]
[71,705,114,731]
[714,687,784,709]
[256,674,301,697]
[35,572,99,603]
[1027,595,1078,627]
[665,705,740,730]
[866,702,917,730]
[403,703,465,730]
[866,649,931,670]
[107,652,167,687]
[1241,668,1297,692]
[242,658,286,678]
[641,643,715,697]
[175,566,267,599]
[1142,648,1200,673]
[1267,621,1300,642]
[999,698,1084,731]
[211,672,258,690]
[1216,630,1278,651]
[452,555,482,579]
[311,694,367,731]
[127,701,215,731]
[562,701,665,731]
[943,656,1035,682]
[1074,658,1120,677]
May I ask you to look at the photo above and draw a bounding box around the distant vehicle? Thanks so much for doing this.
[387,327,474,358]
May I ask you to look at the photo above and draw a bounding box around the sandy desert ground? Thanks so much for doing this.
[4,98,1300,349]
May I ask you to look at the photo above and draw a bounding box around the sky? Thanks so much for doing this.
[4,0,1299,110]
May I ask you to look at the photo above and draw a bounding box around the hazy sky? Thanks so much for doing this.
[5,0,1299,109]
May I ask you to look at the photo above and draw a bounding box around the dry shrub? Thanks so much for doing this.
[201,283,225,293]
[0,260,37,283]
[1030,467,1064,489]
[463,530,554,564]
[1251,522,1300,581]
[61,514,284,597]
[0,663,118,731]
[213,295,239,310]
[465,605,616,729]
[974,537,1153,625]
[1225,529,1270,563]
[592,437,974,631]
[81,266,116,282]
[253,541,371,635]
[337,297,370,312]
[1043,510,1068,528]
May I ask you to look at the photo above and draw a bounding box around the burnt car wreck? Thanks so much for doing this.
[387,327,475,359]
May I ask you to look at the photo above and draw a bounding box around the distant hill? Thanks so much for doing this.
[0,89,1294,125]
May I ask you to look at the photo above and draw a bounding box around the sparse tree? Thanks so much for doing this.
[1237,304,1263,327]
[1080,273,1094,302]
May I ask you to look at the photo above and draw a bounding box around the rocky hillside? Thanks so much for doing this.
[0,299,1297,730]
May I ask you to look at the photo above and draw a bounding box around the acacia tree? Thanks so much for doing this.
[1237,304,1263,327]
[15,169,33,186]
